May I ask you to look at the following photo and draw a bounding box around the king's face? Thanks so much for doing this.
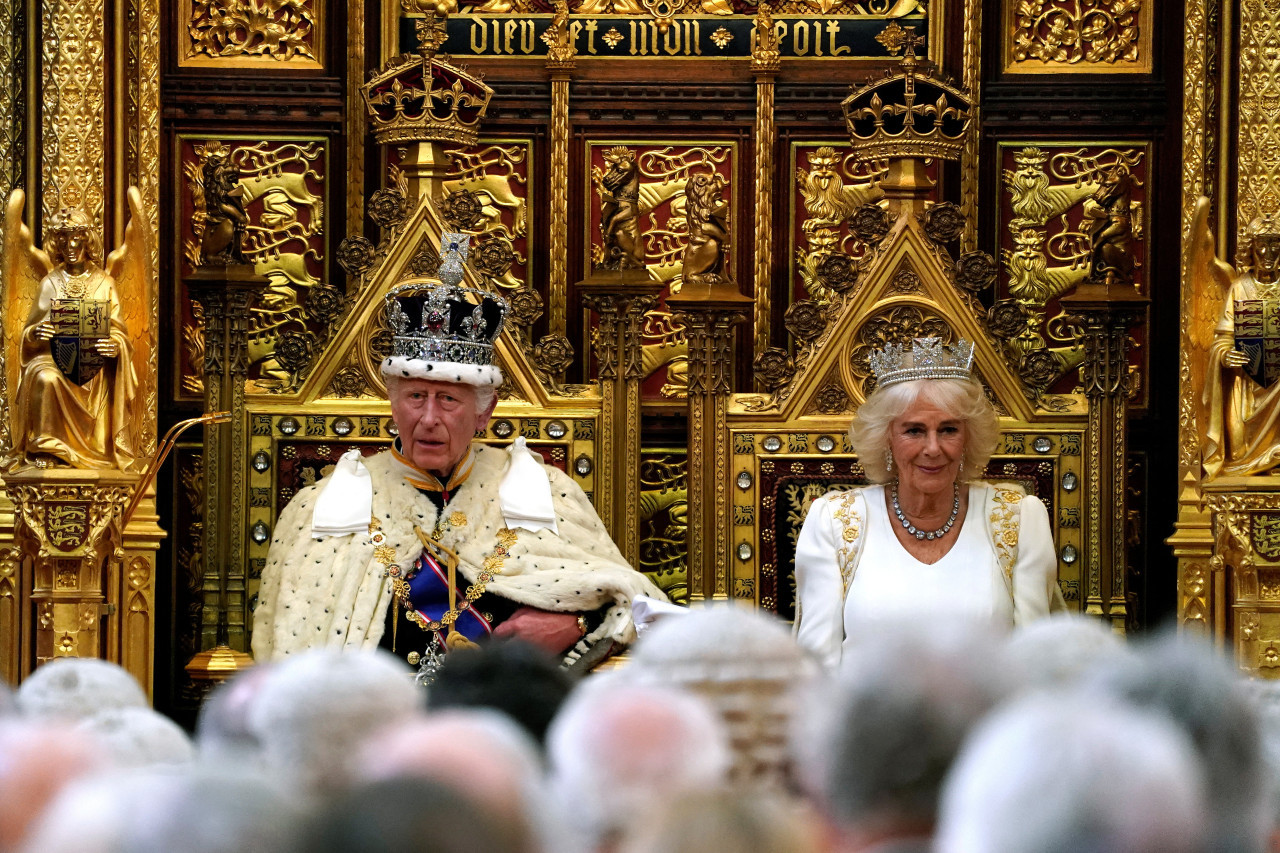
[389,378,494,476]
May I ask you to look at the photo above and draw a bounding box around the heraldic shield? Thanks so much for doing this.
[1234,298,1280,387]
[48,298,111,385]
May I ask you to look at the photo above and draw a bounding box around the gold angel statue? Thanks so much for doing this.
[1190,196,1280,478]
[2,187,153,471]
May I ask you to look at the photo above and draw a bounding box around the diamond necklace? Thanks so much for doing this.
[891,481,960,541]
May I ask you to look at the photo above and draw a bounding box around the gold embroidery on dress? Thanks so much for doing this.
[988,486,1025,582]
[828,490,864,595]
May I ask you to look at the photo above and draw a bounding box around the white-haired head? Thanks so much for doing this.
[628,605,816,786]
[1000,613,1135,693]
[76,708,194,769]
[935,693,1208,853]
[246,649,422,798]
[21,765,304,853]
[1085,634,1269,851]
[547,680,731,851]
[355,707,546,839]
[16,658,147,721]
[796,620,1006,843]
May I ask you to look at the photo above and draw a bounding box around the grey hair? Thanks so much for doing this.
[245,649,422,799]
[16,657,148,722]
[384,374,497,416]
[1084,635,1271,852]
[935,693,1208,853]
[806,621,1007,834]
[547,681,731,850]
[850,377,999,483]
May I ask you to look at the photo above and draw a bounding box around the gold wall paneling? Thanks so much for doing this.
[546,1,574,339]
[348,0,368,238]
[994,142,1151,409]
[1202,484,1280,672]
[1235,0,1280,265]
[582,140,739,401]
[1001,0,1152,75]
[789,142,888,307]
[174,135,329,398]
[42,0,106,229]
[180,0,324,69]
[638,447,688,603]
[958,0,980,251]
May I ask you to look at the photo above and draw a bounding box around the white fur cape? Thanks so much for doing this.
[251,444,665,660]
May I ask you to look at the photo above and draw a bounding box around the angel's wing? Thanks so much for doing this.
[2,189,53,463]
[105,186,156,462]
[1187,195,1235,440]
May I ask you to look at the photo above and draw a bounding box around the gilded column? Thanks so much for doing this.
[668,285,752,602]
[1235,0,1280,263]
[41,0,106,228]
[750,7,779,364]
[1061,284,1147,630]
[347,0,367,237]
[185,267,266,653]
[581,287,659,563]
[959,0,981,252]
[1169,0,1221,635]
[545,1,576,339]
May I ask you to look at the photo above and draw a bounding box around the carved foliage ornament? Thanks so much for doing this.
[186,0,319,64]
[816,253,859,293]
[849,305,954,391]
[532,334,574,375]
[850,203,894,243]
[753,347,795,392]
[337,235,376,276]
[1012,0,1141,66]
[921,202,966,244]
[784,300,829,343]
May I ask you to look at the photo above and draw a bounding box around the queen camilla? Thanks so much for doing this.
[794,338,1060,669]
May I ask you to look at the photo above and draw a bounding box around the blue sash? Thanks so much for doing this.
[405,549,493,642]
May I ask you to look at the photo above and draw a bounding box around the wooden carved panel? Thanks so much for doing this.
[789,142,887,305]
[175,135,330,396]
[995,142,1150,406]
[180,0,324,69]
[1002,0,1152,75]
[583,140,739,399]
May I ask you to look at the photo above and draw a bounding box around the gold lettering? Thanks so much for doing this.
[686,19,700,56]
[520,19,535,53]
[793,19,809,56]
[583,19,597,55]
[827,20,850,56]
[470,19,487,53]
[629,20,640,55]
[504,19,517,54]
[774,20,788,54]
[664,20,680,55]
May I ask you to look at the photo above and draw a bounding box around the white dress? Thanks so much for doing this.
[794,482,1057,669]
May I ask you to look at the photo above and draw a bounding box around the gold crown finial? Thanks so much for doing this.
[841,25,972,164]
[361,5,493,147]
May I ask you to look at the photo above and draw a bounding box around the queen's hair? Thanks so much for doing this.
[850,377,999,484]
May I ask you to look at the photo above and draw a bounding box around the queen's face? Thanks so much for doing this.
[888,398,966,498]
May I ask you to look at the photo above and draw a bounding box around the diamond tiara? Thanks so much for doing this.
[869,337,975,390]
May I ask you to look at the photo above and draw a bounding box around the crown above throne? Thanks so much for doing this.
[841,23,972,164]
[360,4,493,147]
[870,337,975,391]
